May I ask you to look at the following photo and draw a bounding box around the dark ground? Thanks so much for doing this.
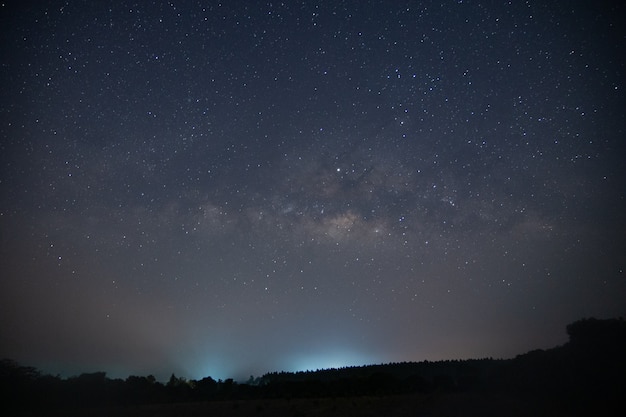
[18,391,600,417]
[5,318,624,416]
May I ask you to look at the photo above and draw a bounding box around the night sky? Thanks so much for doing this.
[1,1,625,382]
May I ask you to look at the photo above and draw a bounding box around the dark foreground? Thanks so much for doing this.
[14,391,607,417]
[3,318,624,416]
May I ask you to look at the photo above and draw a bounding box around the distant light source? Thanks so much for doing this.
[286,349,374,372]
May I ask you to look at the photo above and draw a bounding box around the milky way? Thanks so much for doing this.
[1,1,625,381]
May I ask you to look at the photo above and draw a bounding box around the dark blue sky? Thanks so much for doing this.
[1,1,625,381]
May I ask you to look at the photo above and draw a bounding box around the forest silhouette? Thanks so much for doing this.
[2,317,624,416]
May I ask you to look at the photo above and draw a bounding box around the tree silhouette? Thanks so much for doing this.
[1,317,624,414]
[566,317,626,353]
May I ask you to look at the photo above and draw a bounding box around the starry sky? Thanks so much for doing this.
[1,1,625,382]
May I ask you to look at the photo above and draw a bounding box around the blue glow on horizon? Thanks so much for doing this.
[286,349,376,373]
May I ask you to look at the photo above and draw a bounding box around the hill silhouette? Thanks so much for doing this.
[1,317,624,416]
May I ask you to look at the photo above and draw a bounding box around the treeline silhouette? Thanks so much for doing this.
[2,317,624,414]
